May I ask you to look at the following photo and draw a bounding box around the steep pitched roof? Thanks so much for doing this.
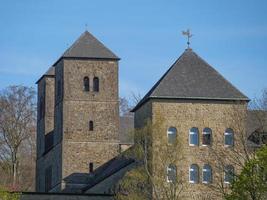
[132,48,249,111]
[45,66,55,76]
[53,31,119,66]
[35,66,55,84]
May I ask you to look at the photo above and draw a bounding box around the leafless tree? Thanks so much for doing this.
[119,97,132,117]
[0,85,36,189]
[116,114,186,200]
[130,92,143,107]
[201,88,267,199]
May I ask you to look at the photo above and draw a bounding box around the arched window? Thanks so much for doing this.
[167,164,177,183]
[189,164,199,183]
[167,127,177,144]
[89,121,94,131]
[224,165,234,183]
[93,77,99,92]
[202,128,212,146]
[83,77,89,91]
[225,128,234,147]
[202,164,212,183]
[189,127,199,146]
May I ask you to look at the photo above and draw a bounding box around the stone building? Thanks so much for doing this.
[33,30,263,199]
[131,48,250,199]
[36,31,122,193]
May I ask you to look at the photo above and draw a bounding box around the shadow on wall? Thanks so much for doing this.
[62,155,136,195]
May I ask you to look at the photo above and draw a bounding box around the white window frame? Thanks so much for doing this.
[189,128,199,146]
[202,164,212,184]
[225,129,234,147]
[167,127,177,145]
[189,164,199,183]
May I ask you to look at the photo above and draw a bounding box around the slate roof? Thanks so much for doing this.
[132,48,249,111]
[45,66,55,76]
[35,66,55,84]
[53,31,119,66]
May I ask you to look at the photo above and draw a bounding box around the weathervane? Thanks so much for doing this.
[182,29,193,49]
[85,23,88,31]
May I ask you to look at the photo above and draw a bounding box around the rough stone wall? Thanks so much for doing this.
[63,59,118,102]
[36,76,55,192]
[134,101,152,129]
[37,60,65,192]
[61,59,120,188]
[63,142,119,177]
[54,60,64,144]
[150,99,247,200]
[85,162,135,194]
[36,144,62,192]
[45,77,55,135]
[36,79,45,159]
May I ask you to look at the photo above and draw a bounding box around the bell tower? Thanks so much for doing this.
[36,31,120,192]
[56,31,120,189]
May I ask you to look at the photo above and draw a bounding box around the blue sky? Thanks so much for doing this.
[0,0,267,101]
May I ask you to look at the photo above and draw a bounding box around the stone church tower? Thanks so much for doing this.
[36,31,120,192]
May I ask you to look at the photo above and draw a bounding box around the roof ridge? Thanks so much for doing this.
[131,49,249,112]
[61,31,88,57]
[131,50,187,111]
[52,31,119,66]
[190,51,248,101]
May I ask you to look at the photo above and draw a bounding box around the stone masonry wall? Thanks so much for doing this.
[63,142,119,177]
[151,99,247,200]
[36,76,55,192]
[36,79,45,159]
[61,59,120,188]
[134,101,152,129]
[45,77,55,134]
[36,143,62,192]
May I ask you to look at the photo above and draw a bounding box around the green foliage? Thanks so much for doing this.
[226,145,267,200]
[0,187,20,200]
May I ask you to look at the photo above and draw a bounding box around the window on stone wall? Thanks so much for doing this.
[89,162,94,173]
[202,128,212,146]
[189,127,199,146]
[224,165,234,184]
[202,164,212,183]
[45,166,52,192]
[167,127,177,145]
[93,77,99,92]
[167,164,177,182]
[225,128,234,147]
[189,164,199,183]
[83,77,90,91]
[89,121,94,131]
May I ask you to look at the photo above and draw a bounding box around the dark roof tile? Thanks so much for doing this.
[132,49,249,111]
[53,31,119,66]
